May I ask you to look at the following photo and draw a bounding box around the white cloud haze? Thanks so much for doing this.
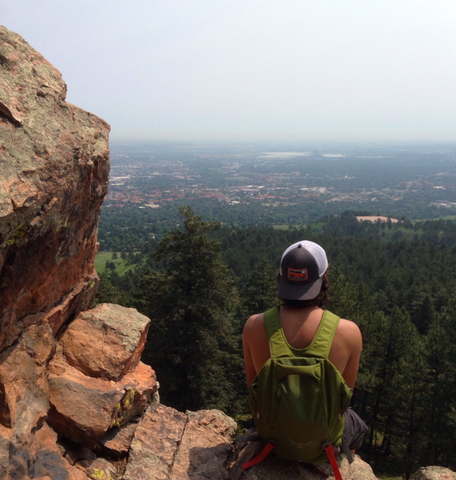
[1,0,456,143]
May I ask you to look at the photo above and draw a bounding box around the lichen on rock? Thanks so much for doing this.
[0,24,110,350]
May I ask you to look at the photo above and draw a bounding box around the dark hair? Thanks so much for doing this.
[277,273,329,308]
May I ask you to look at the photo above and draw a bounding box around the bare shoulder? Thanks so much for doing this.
[337,318,363,348]
[243,313,265,336]
[338,318,362,335]
[243,313,268,386]
[330,318,363,388]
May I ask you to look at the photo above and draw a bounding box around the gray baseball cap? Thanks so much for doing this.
[278,240,328,301]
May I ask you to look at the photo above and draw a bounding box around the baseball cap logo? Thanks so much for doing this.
[288,267,309,281]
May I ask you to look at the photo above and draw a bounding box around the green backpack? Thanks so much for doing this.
[248,307,352,463]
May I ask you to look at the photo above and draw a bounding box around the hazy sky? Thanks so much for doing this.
[2,1,456,143]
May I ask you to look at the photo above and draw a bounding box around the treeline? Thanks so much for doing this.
[98,200,454,252]
[95,209,456,476]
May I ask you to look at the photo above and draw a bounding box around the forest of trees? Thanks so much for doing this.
[95,208,456,477]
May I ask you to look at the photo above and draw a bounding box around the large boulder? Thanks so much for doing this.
[410,467,456,480]
[47,304,157,448]
[123,405,237,480]
[0,26,110,351]
[0,299,157,477]
[60,303,151,381]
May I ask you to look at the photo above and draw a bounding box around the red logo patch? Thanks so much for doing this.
[288,268,309,281]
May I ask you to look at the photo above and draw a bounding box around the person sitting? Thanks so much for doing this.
[242,240,368,455]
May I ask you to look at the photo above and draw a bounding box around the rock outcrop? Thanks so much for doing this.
[0,26,109,353]
[0,24,454,480]
[47,304,156,449]
[410,467,456,480]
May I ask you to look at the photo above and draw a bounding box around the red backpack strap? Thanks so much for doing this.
[242,443,275,470]
[324,444,344,480]
[244,442,345,478]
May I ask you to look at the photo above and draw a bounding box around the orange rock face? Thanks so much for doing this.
[0,26,110,350]
[60,303,151,381]
[47,304,157,448]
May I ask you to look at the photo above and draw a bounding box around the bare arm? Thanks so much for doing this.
[242,315,259,388]
[339,320,363,390]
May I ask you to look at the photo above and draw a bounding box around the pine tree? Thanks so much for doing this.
[240,259,278,316]
[93,272,130,306]
[138,206,242,413]
[327,268,427,473]
[420,298,456,469]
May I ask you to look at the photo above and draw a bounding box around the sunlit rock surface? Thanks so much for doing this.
[0,26,110,350]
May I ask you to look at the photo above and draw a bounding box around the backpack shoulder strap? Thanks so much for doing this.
[263,307,294,358]
[306,310,340,358]
[263,307,340,359]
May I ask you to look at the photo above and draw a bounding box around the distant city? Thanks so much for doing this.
[105,143,456,217]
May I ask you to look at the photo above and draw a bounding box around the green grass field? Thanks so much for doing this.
[95,252,133,275]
